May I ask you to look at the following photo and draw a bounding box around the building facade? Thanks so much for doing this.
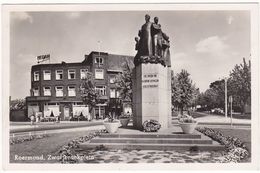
[26,51,134,120]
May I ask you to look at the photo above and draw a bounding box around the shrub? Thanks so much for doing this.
[58,130,106,163]
[10,134,49,145]
[178,114,197,123]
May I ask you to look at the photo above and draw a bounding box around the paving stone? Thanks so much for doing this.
[163,161,171,163]
[127,160,138,163]
[147,160,155,163]
[184,159,195,163]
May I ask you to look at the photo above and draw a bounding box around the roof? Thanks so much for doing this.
[107,54,134,71]
[31,51,135,71]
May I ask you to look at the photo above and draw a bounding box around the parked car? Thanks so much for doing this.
[211,108,224,115]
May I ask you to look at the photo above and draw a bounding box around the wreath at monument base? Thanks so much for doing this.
[134,56,166,67]
[142,119,161,132]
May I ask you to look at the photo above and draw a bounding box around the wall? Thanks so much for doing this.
[10,110,27,121]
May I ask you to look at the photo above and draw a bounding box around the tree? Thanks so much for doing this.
[229,58,251,114]
[115,60,133,103]
[79,72,100,119]
[109,60,133,115]
[196,57,251,114]
[10,99,26,111]
[171,69,198,115]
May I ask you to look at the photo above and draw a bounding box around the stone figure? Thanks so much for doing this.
[161,32,171,67]
[151,17,163,57]
[137,14,153,57]
[134,37,139,51]
[134,14,171,67]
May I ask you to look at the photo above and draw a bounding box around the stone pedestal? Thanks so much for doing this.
[132,63,171,130]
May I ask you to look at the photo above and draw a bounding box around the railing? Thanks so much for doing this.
[10,131,48,140]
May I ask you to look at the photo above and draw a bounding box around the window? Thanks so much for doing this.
[110,89,116,98]
[109,76,116,84]
[73,102,83,105]
[43,70,51,80]
[116,90,120,98]
[33,87,39,96]
[110,89,120,98]
[55,86,63,97]
[95,69,104,79]
[95,86,106,96]
[56,70,63,80]
[80,69,88,79]
[33,71,39,81]
[95,57,104,65]
[43,87,51,96]
[68,86,76,97]
[47,103,59,106]
[68,69,76,79]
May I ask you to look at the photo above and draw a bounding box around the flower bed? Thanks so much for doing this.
[196,127,250,163]
[58,130,106,163]
[10,134,49,145]
[142,119,161,132]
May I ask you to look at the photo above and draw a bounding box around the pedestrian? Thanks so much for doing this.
[30,115,35,126]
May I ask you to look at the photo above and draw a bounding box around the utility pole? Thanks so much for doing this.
[229,96,233,127]
[97,40,101,67]
[98,40,101,57]
[225,77,228,119]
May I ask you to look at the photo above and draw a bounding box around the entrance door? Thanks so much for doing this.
[64,107,70,120]
[94,106,105,120]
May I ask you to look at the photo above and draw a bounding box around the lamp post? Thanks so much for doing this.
[224,77,228,119]
[229,96,233,127]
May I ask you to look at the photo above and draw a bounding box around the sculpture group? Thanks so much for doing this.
[134,14,171,67]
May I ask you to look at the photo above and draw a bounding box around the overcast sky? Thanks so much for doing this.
[10,11,250,99]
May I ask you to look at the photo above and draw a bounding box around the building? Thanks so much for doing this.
[26,51,134,120]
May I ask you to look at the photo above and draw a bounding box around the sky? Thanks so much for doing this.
[10,11,250,99]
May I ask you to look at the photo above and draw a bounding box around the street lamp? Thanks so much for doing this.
[224,77,228,119]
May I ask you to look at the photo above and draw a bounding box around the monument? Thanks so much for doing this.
[132,14,172,130]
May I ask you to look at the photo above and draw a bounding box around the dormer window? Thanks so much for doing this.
[95,57,104,65]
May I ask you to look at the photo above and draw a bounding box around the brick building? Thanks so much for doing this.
[26,51,134,120]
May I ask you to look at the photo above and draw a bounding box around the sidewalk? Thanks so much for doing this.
[10,120,104,133]
[194,112,251,125]
[172,112,251,126]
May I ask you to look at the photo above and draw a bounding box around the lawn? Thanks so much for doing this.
[211,127,251,153]
[10,130,96,163]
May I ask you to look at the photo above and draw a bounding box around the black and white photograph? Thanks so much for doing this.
[1,2,259,170]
